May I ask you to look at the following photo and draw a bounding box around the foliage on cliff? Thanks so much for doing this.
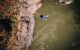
[0,0,19,49]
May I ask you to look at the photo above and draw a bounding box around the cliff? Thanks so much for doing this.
[0,0,42,50]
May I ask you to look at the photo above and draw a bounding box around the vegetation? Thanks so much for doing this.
[0,0,19,49]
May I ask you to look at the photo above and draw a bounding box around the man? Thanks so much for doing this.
[40,15,49,21]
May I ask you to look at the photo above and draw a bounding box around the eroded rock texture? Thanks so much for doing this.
[59,0,74,5]
[0,0,42,50]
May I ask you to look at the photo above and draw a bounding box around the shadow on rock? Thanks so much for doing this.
[0,16,12,50]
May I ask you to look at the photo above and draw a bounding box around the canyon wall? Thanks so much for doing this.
[0,0,42,50]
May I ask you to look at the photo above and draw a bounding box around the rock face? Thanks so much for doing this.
[0,0,42,50]
[59,0,74,5]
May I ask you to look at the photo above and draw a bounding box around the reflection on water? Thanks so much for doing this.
[71,0,80,50]
[74,0,80,25]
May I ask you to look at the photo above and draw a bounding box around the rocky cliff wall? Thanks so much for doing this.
[0,0,42,50]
